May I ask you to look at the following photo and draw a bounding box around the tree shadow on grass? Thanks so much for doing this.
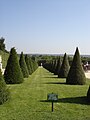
[58,96,90,105]
[43,76,58,79]
[44,82,66,85]
[40,96,90,105]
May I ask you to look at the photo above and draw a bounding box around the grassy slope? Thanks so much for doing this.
[0,50,9,68]
[0,67,90,120]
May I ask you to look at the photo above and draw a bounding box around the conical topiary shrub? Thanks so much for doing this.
[53,59,58,74]
[25,55,31,75]
[87,86,90,102]
[66,47,86,85]
[19,52,29,78]
[0,69,10,104]
[29,57,34,74]
[31,59,38,72]
[58,53,70,78]
[34,59,38,70]
[4,47,24,84]
[54,57,62,75]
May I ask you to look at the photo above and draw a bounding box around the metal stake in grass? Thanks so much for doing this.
[52,101,54,112]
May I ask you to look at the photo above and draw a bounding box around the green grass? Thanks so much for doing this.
[0,67,90,120]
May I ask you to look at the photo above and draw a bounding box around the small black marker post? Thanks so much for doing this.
[52,101,54,112]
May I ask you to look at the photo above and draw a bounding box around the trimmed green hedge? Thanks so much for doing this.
[19,52,29,78]
[4,47,24,84]
[0,69,9,104]
[66,47,86,85]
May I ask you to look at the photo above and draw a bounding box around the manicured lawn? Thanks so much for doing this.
[0,67,90,120]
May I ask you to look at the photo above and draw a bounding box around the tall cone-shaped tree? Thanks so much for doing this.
[87,86,90,102]
[29,57,34,74]
[54,57,62,75]
[4,47,24,84]
[19,52,29,78]
[25,55,31,75]
[31,59,38,72]
[58,53,70,78]
[50,60,54,73]
[0,69,10,104]
[53,59,57,74]
[66,47,86,85]
[35,59,38,70]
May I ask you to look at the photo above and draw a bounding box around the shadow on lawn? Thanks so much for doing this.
[42,76,58,79]
[40,96,90,105]
[45,82,66,85]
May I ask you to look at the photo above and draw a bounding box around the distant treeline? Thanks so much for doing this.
[28,54,90,66]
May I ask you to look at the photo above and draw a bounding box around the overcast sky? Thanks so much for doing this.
[0,0,90,54]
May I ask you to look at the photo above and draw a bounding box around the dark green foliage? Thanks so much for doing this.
[19,52,29,78]
[25,55,38,75]
[0,37,5,51]
[31,59,38,71]
[87,86,90,102]
[43,57,62,74]
[43,61,52,72]
[58,53,70,78]
[53,59,57,74]
[54,57,62,75]
[4,47,24,84]
[31,56,36,61]
[29,57,34,74]
[30,57,38,73]
[44,60,54,73]
[50,60,54,73]
[25,55,31,75]
[66,47,86,85]
[0,69,10,105]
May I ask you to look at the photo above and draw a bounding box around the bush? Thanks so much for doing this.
[29,57,34,74]
[31,59,38,72]
[54,57,62,75]
[4,47,24,84]
[87,86,90,102]
[0,69,10,104]
[66,47,86,85]
[25,55,31,75]
[53,59,58,74]
[58,53,70,78]
[19,52,29,78]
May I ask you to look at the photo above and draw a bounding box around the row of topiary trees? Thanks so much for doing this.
[43,53,70,78]
[43,47,86,84]
[0,47,38,104]
[4,47,38,84]
[43,47,90,102]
